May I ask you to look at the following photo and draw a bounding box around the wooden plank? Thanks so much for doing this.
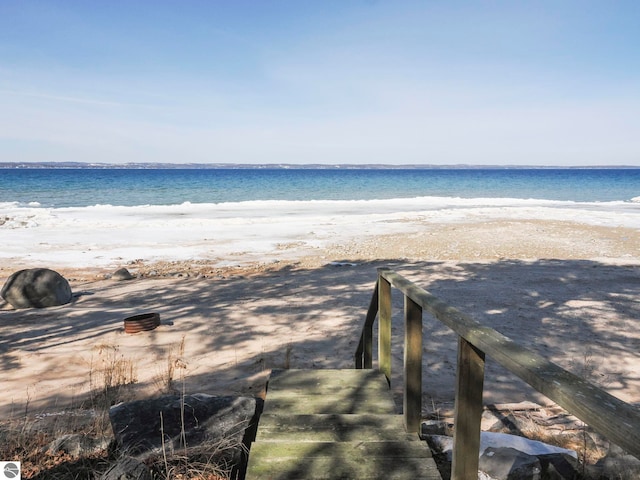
[250,439,432,458]
[378,275,392,384]
[265,384,392,401]
[255,414,414,442]
[262,393,397,415]
[264,369,396,414]
[267,369,391,396]
[377,267,640,459]
[404,295,422,433]
[451,337,485,480]
[246,441,441,480]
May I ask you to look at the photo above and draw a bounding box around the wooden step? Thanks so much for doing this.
[255,414,415,442]
[263,369,396,415]
[246,440,442,480]
[267,369,391,394]
[262,393,397,415]
[245,369,442,480]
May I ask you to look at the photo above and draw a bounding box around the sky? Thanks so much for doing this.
[0,1,639,166]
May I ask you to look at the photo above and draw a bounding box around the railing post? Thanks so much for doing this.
[355,268,640,462]
[378,272,392,384]
[355,351,363,369]
[355,281,379,369]
[452,337,486,480]
[404,295,422,433]
[364,282,378,369]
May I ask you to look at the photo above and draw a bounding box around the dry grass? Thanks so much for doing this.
[0,413,112,479]
[155,335,187,394]
[89,343,138,409]
[148,430,248,480]
[1,340,243,479]
[0,414,243,479]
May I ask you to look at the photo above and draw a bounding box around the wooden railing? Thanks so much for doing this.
[355,267,640,480]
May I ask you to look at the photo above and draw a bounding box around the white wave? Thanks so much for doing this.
[8,194,625,212]
[1,195,638,268]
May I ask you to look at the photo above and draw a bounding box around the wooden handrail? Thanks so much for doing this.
[355,267,640,479]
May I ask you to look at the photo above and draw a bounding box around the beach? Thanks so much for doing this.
[1,214,639,419]
[3,2,640,473]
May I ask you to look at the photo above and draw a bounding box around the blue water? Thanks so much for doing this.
[1,168,639,208]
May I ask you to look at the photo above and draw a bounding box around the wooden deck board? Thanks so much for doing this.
[247,441,441,480]
[255,414,415,442]
[267,369,390,392]
[245,369,441,480]
[261,394,397,415]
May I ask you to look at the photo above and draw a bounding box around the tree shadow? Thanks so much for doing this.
[2,258,639,410]
[1,258,639,477]
[388,260,640,408]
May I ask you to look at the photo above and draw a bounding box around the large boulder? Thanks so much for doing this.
[100,457,152,480]
[425,432,579,480]
[109,394,259,460]
[479,447,542,480]
[600,444,640,480]
[46,433,111,457]
[1,268,72,308]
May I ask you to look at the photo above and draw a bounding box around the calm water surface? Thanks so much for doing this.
[1,168,639,207]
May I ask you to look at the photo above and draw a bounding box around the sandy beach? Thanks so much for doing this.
[1,216,639,421]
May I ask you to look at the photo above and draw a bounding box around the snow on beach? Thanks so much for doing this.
[1,196,639,269]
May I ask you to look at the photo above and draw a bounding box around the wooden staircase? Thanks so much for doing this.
[245,369,441,479]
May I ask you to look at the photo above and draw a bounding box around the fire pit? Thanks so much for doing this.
[124,312,160,334]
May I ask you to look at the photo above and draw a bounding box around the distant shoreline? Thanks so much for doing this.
[1,162,639,170]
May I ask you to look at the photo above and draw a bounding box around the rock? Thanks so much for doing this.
[425,434,455,461]
[421,419,451,437]
[600,444,640,480]
[109,394,258,460]
[479,432,578,459]
[538,453,582,480]
[1,268,72,308]
[426,432,578,460]
[46,433,111,457]
[112,267,134,281]
[100,456,152,480]
[479,447,541,480]
[424,432,579,480]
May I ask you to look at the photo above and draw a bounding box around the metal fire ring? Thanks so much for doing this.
[124,312,161,334]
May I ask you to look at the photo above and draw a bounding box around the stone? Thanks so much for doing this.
[479,447,541,480]
[426,432,578,461]
[112,267,134,281]
[421,419,451,437]
[600,444,640,480]
[425,434,455,462]
[479,432,578,459]
[46,433,111,457]
[1,268,72,308]
[424,432,580,480]
[100,456,152,480]
[109,394,258,460]
[538,453,581,480]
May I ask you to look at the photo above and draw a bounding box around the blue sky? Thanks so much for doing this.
[1,1,638,166]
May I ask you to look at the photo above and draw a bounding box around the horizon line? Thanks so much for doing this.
[1,161,640,170]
